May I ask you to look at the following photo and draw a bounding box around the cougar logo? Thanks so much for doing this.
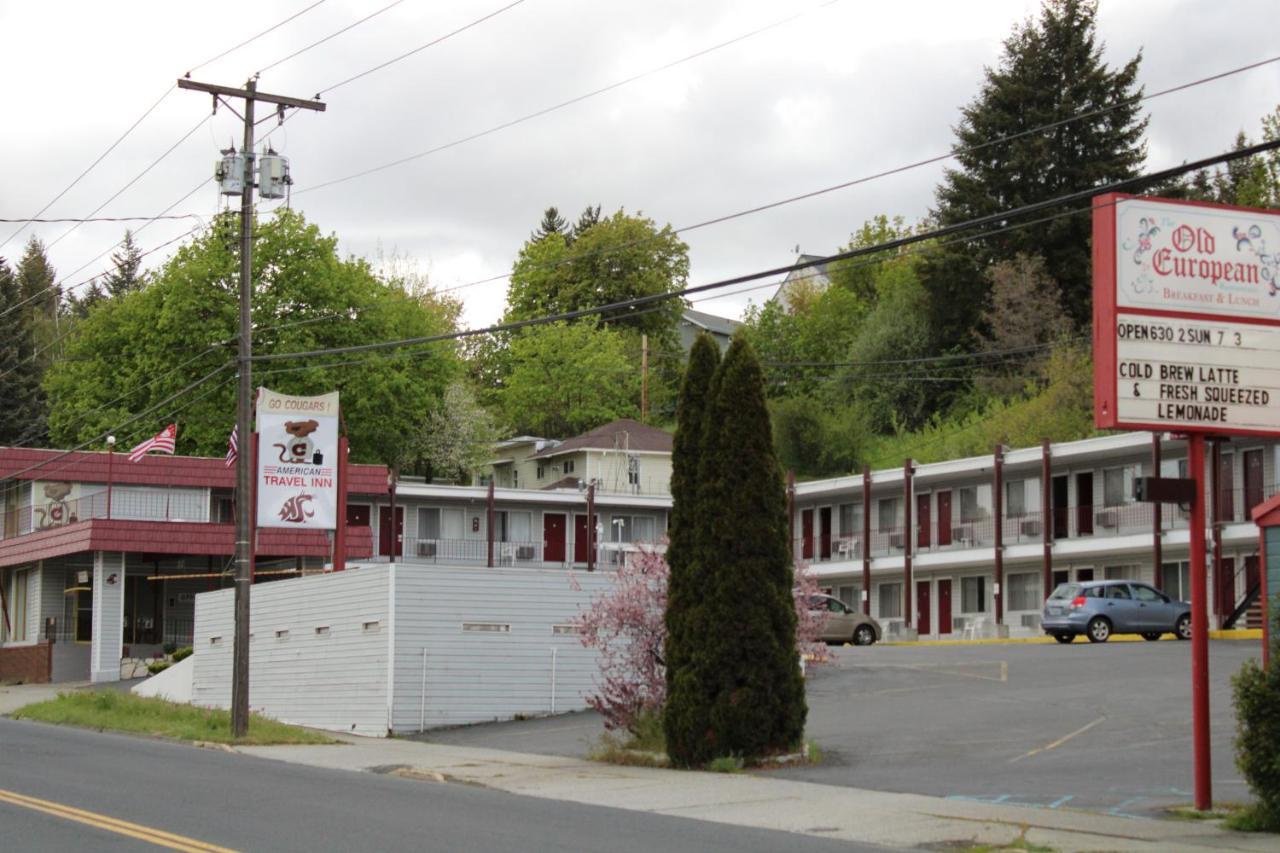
[272,419,321,465]
[277,493,315,524]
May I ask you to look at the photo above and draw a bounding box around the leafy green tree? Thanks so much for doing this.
[44,209,459,465]
[530,206,568,243]
[826,214,916,305]
[684,337,806,764]
[663,334,721,764]
[0,258,47,444]
[498,321,640,438]
[924,0,1148,345]
[505,208,689,343]
[403,380,499,483]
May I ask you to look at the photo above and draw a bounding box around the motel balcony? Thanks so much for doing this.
[390,537,666,571]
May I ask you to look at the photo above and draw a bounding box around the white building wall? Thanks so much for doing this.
[90,552,124,682]
[192,566,392,736]
[389,564,615,732]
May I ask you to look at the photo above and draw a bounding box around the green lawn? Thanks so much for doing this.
[14,690,337,746]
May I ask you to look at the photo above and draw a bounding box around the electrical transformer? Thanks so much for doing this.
[258,152,291,199]
[215,149,245,196]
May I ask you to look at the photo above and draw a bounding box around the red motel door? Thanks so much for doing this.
[936,491,952,546]
[917,494,931,549]
[916,581,931,635]
[937,579,953,634]
[543,513,566,562]
[378,506,403,557]
[801,509,814,560]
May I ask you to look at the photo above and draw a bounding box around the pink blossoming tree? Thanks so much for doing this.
[572,547,829,734]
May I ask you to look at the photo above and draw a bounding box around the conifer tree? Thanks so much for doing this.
[0,258,47,444]
[104,230,145,298]
[663,333,722,764]
[530,206,568,242]
[569,204,602,244]
[923,0,1147,347]
[669,337,807,764]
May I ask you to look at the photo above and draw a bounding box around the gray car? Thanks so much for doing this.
[807,593,882,646]
[1042,580,1192,644]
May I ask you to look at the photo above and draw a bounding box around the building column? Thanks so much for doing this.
[91,551,125,683]
[1152,433,1163,590]
[1041,439,1052,600]
[486,479,496,568]
[903,458,914,631]
[861,465,872,616]
[993,444,1004,627]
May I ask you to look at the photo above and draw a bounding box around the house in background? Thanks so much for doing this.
[769,253,832,312]
[678,309,740,353]
[479,418,673,496]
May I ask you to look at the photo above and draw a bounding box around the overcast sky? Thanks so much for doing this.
[2,0,1277,328]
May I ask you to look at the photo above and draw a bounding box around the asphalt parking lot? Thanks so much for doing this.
[418,638,1263,819]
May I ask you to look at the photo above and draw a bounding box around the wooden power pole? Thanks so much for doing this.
[178,77,324,738]
[640,333,649,423]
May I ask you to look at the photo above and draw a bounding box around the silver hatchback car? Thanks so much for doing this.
[1042,580,1192,644]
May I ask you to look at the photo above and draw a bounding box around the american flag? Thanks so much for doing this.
[128,423,178,462]
[225,424,238,467]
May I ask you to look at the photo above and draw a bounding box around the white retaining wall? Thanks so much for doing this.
[191,563,616,736]
[192,566,393,736]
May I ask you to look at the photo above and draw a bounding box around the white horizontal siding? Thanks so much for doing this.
[192,566,391,736]
[390,565,615,732]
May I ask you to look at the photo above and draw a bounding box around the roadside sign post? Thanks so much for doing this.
[1093,193,1280,812]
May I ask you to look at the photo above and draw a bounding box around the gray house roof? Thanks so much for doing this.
[681,309,741,338]
[770,253,832,307]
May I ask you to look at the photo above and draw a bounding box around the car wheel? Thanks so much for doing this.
[853,625,876,646]
[1175,613,1192,641]
[1053,632,1075,644]
[1086,617,1111,643]
[1142,632,1162,641]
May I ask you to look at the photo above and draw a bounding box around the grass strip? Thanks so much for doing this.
[14,690,337,746]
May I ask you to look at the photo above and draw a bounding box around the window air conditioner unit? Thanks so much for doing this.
[1020,614,1042,629]
[417,541,437,557]
[952,526,973,545]
[952,616,969,632]
[1095,510,1118,529]
[888,532,905,550]
[515,545,536,561]
[1019,519,1042,537]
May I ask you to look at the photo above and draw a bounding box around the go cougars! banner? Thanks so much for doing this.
[256,388,339,530]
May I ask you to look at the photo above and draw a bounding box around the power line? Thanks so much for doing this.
[297,0,842,194]
[185,0,329,77]
[314,0,528,96]
[45,114,212,252]
[259,138,1280,365]
[257,0,406,76]
[0,214,203,224]
[435,53,1280,296]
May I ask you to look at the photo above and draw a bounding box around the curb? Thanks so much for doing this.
[883,628,1262,646]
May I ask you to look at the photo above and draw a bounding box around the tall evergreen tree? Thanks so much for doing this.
[530,206,568,243]
[663,333,722,765]
[0,258,47,445]
[669,337,807,765]
[923,0,1147,346]
[16,236,58,319]
[104,230,145,298]
[569,204,602,244]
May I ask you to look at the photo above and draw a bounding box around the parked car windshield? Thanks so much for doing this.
[1048,583,1082,600]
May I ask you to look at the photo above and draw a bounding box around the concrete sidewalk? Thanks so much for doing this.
[237,735,1277,852]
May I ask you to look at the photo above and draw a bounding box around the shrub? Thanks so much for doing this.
[171,646,193,663]
[147,661,171,675]
[162,642,178,655]
[1231,628,1280,830]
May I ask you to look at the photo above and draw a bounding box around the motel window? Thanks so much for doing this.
[838,584,861,610]
[512,470,519,489]
[1104,565,1134,581]
[961,576,987,613]
[418,508,440,540]
[1005,480,1026,519]
[495,511,533,543]
[628,456,641,486]
[877,583,902,619]
[838,503,862,537]
[1006,572,1038,611]
[564,459,575,474]
[1103,467,1125,507]
[611,515,656,543]
[1161,561,1191,601]
[959,487,980,523]
[877,498,900,533]
[6,569,30,642]
[536,465,545,479]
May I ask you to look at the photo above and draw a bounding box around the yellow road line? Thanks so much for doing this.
[0,788,238,853]
[1008,715,1107,764]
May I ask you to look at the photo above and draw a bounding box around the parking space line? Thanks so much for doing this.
[1009,715,1106,763]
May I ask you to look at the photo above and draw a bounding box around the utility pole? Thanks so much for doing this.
[178,77,324,738]
[640,333,649,424]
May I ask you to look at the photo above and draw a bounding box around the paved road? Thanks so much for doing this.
[0,718,884,853]
[420,639,1262,819]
